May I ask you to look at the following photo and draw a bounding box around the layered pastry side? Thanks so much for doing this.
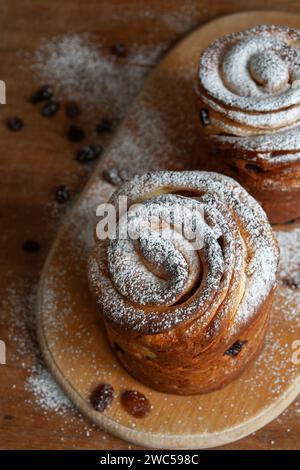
[88,171,279,395]
[195,24,300,224]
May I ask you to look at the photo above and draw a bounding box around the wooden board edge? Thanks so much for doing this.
[36,265,300,449]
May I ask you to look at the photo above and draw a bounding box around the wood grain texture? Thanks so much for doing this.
[0,0,300,450]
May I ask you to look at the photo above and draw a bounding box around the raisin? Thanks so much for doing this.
[282,277,300,289]
[7,117,23,131]
[41,101,60,117]
[55,185,70,204]
[224,340,247,357]
[102,167,129,185]
[67,125,85,142]
[199,108,210,126]
[22,240,40,253]
[76,144,103,163]
[31,85,54,104]
[90,384,114,412]
[285,216,300,225]
[245,163,263,173]
[96,119,113,133]
[111,43,127,57]
[121,390,151,418]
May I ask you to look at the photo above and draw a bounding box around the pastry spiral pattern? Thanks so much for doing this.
[195,25,300,224]
[196,25,300,135]
[88,171,279,394]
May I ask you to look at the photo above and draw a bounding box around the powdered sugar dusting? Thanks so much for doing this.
[108,102,177,175]
[277,227,300,278]
[25,364,71,414]
[214,124,300,158]
[89,171,279,336]
[199,25,300,114]
[197,24,300,189]
[30,34,167,119]
[275,227,300,327]
[1,279,72,415]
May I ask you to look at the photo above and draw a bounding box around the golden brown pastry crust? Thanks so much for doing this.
[88,171,279,394]
[195,24,300,224]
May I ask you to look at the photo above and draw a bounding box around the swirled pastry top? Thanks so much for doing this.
[88,171,279,336]
[196,25,300,133]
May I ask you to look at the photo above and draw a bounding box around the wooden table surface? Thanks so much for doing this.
[0,0,299,450]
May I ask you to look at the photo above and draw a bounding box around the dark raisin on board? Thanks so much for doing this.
[224,340,247,357]
[245,163,263,173]
[96,119,113,134]
[282,277,300,289]
[55,185,70,204]
[30,85,54,104]
[111,43,127,57]
[41,101,60,117]
[199,108,210,126]
[7,117,23,131]
[67,125,85,142]
[65,101,81,119]
[90,384,114,412]
[102,167,129,186]
[22,240,40,253]
[121,390,151,418]
[76,144,103,163]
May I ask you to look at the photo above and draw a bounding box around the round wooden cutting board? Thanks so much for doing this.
[37,11,300,449]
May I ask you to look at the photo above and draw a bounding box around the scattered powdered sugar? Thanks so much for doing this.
[2,278,114,443]
[1,279,37,360]
[1,278,72,415]
[25,363,71,414]
[275,227,300,327]
[142,3,200,34]
[30,34,167,119]
[108,102,179,175]
[276,227,300,280]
